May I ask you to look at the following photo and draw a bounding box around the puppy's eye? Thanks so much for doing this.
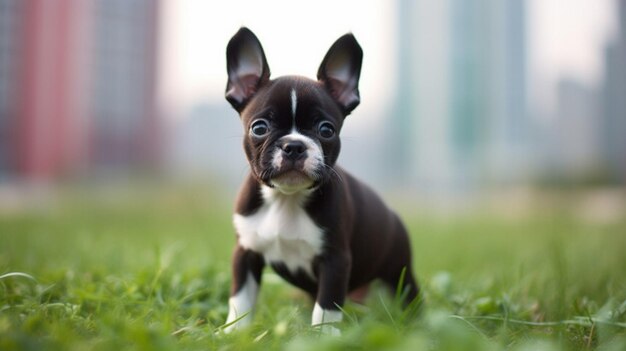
[318,121,335,139]
[250,119,270,137]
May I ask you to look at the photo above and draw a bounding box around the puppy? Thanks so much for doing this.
[224,27,419,334]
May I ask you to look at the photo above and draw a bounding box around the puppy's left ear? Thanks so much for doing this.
[317,34,363,115]
[226,27,271,112]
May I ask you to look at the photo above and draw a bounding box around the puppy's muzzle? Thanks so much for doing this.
[281,140,307,161]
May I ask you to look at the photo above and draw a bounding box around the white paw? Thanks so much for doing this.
[312,303,343,336]
[314,324,341,336]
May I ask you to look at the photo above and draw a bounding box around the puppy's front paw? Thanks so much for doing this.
[312,303,343,336]
[314,324,341,336]
[221,322,238,334]
[221,309,252,334]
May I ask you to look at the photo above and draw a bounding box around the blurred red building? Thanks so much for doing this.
[0,0,160,181]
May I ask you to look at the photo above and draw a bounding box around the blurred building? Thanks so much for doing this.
[602,0,626,182]
[553,78,602,176]
[0,0,20,178]
[90,0,161,172]
[169,102,246,184]
[0,0,160,181]
[391,0,528,192]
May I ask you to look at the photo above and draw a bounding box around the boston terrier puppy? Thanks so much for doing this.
[223,27,419,334]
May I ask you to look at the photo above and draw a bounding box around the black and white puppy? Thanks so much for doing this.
[224,27,419,334]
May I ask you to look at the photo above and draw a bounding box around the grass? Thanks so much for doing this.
[1,183,625,350]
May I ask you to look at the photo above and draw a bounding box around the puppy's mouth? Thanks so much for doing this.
[269,168,316,194]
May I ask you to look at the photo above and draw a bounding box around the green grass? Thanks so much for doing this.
[1,184,625,350]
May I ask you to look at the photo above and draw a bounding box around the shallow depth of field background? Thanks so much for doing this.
[1,0,625,350]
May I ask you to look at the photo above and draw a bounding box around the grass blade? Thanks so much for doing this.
[0,272,38,283]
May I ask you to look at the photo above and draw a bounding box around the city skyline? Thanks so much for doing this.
[159,0,617,121]
[0,0,623,189]
[0,0,161,179]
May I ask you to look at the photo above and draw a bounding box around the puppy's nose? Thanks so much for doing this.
[281,140,307,160]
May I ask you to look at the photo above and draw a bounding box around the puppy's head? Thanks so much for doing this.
[225,28,363,194]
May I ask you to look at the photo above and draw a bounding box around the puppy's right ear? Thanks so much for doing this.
[225,27,270,112]
[317,33,363,115]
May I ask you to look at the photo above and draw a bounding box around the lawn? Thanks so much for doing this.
[1,183,625,350]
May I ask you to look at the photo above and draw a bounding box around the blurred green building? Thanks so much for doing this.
[390,0,528,192]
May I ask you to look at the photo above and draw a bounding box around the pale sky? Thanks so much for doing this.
[159,0,618,120]
[528,0,617,115]
[159,0,395,121]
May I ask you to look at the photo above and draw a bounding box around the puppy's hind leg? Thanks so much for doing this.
[381,266,420,308]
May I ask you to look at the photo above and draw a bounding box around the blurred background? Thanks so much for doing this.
[0,0,624,205]
[2,3,626,348]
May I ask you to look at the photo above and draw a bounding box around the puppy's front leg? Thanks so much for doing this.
[312,252,350,335]
[224,245,264,333]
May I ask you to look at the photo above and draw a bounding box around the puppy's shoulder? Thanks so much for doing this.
[235,174,264,216]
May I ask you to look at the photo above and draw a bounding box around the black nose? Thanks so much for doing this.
[281,140,307,160]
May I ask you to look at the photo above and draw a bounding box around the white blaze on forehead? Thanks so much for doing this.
[290,89,297,122]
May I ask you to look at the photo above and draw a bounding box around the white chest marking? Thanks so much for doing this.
[233,186,324,278]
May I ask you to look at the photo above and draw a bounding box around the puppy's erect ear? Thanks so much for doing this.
[317,34,363,115]
[226,27,270,112]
